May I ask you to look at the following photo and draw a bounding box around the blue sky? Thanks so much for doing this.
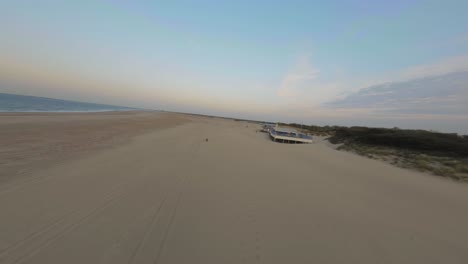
[1,0,468,133]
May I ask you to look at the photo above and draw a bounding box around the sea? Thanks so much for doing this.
[0,93,137,112]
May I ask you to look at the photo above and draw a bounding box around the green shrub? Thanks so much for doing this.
[414,160,432,171]
[328,127,468,157]
[456,164,468,173]
[433,167,456,177]
[442,160,459,167]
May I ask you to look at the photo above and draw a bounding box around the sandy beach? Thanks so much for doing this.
[0,111,189,185]
[1,111,468,264]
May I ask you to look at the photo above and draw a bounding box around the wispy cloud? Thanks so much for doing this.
[270,52,468,134]
[398,54,468,80]
[282,53,468,111]
[325,71,468,117]
[277,55,319,97]
[348,54,468,92]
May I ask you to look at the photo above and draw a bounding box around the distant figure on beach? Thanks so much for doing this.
[205,138,208,142]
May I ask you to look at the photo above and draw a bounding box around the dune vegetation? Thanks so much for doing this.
[285,124,468,181]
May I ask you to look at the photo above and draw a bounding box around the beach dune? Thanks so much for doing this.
[1,112,468,264]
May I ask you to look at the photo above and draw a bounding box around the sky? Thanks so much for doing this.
[1,0,468,133]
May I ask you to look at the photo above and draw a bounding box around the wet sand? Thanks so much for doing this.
[1,112,468,264]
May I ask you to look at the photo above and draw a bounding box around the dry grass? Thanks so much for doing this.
[337,144,468,182]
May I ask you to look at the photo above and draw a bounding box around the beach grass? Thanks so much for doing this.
[337,143,468,181]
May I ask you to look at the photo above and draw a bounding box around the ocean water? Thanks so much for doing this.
[0,93,137,112]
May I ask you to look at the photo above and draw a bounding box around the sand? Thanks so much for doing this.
[1,112,468,264]
[0,111,189,185]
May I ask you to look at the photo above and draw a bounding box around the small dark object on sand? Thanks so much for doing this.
[205,138,208,142]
